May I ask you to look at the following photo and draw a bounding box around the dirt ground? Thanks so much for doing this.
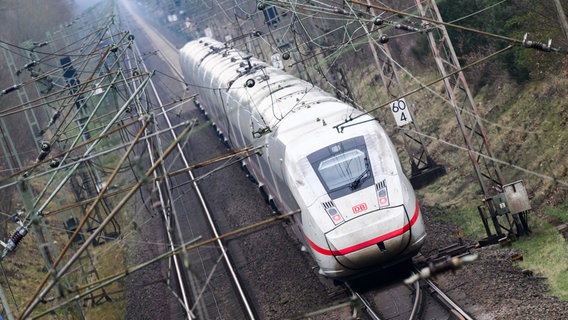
[421,205,568,320]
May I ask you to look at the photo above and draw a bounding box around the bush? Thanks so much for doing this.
[437,0,564,84]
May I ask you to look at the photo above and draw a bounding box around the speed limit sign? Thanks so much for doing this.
[390,98,413,127]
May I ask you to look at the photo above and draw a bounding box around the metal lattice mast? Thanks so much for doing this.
[0,44,43,150]
[0,41,86,320]
[362,0,444,187]
[0,3,146,316]
[415,0,530,240]
[416,0,504,194]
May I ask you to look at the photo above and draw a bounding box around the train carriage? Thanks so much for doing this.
[180,37,426,278]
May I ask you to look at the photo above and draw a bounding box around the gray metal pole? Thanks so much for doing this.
[553,0,568,43]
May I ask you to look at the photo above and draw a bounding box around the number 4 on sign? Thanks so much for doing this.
[390,98,413,127]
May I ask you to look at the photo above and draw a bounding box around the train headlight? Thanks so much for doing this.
[322,201,344,225]
[376,180,390,208]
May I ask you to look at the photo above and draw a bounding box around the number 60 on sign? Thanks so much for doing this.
[390,98,413,127]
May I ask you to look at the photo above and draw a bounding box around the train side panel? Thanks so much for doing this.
[180,38,426,279]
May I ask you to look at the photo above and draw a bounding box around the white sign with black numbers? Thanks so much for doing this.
[390,98,413,127]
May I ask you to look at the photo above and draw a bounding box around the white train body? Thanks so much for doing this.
[180,38,426,278]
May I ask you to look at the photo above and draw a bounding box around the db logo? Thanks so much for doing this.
[352,203,368,214]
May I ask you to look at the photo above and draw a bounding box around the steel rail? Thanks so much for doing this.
[424,279,474,320]
[123,38,196,319]
[345,284,382,320]
[409,281,422,320]
[122,1,258,318]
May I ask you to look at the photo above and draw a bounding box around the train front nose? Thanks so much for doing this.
[324,205,413,269]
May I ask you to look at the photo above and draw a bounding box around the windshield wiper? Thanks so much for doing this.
[350,159,370,190]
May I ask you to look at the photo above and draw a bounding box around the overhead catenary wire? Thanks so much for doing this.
[0,118,196,190]
[37,145,263,217]
[26,71,155,221]
[400,126,568,189]
[18,117,196,320]
[285,0,542,138]
[250,1,568,188]
[0,2,197,318]
[332,45,515,130]
[30,210,300,320]
[1,0,564,316]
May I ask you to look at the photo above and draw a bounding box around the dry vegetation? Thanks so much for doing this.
[2,0,568,318]
[330,12,568,302]
[0,2,134,318]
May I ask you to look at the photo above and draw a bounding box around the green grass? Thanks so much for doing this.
[427,205,487,239]
[431,203,568,301]
[513,217,568,300]
[404,68,568,301]
[546,201,568,224]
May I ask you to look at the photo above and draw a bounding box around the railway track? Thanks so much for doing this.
[350,279,474,320]
[121,3,478,320]
[347,260,475,320]
[119,1,349,319]
[120,1,258,318]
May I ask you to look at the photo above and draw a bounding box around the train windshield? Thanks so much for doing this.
[318,150,368,189]
[307,136,374,198]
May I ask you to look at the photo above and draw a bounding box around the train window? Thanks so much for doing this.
[318,149,367,190]
[307,136,374,198]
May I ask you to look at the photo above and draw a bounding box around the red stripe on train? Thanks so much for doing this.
[306,199,420,256]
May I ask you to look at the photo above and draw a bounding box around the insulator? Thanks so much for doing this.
[36,150,49,162]
[36,141,51,162]
[404,254,478,284]
[32,41,49,48]
[5,226,28,252]
[40,141,51,152]
[128,34,135,41]
[522,33,553,52]
[110,45,118,53]
[420,22,432,32]
[242,55,253,71]
[50,111,60,124]
[1,84,22,95]
[245,79,256,88]
[395,24,420,33]
[379,34,389,44]
[253,30,262,37]
[24,61,38,69]
[49,158,61,168]
[373,17,384,26]
[282,52,290,60]
[333,7,346,15]
[257,2,266,10]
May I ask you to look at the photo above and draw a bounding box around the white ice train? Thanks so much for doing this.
[180,37,426,279]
